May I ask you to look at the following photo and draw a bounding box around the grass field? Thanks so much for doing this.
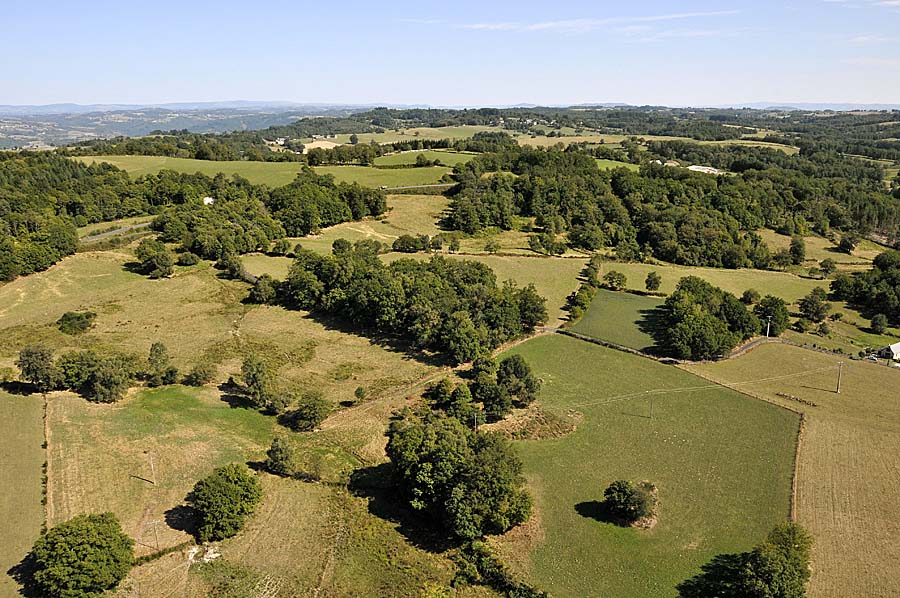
[571,289,664,351]
[75,155,452,188]
[496,334,797,598]
[0,391,45,597]
[685,343,900,597]
[373,150,474,167]
[755,229,883,268]
[329,125,498,145]
[596,158,639,171]
[77,215,154,238]
[597,261,824,303]
[76,155,307,187]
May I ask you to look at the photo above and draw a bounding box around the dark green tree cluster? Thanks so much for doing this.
[831,249,900,325]
[16,346,140,402]
[147,342,178,387]
[186,464,263,542]
[678,522,812,598]
[603,480,656,524]
[662,277,760,360]
[386,410,532,540]
[754,296,792,337]
[57,311,97,335]
[134,238,174,278]
[280,245,546,363]
[27,512,134,598]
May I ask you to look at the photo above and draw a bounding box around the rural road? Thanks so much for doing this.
[80,221,151,243]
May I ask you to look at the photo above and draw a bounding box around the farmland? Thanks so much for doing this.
[571,289,665,351]
[0,391,45,598]
[75,155,453,188]
[496,334,798,598]
[685,343,900,597]
[373,149,475,167]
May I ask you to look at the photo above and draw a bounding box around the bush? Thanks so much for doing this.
[248,274,277,304]
[57,311,96,335]
[57,350,138,403]
[186,464,262,542]
[741,289,760,305]
[184,361,217,386]
[602,480,654,524]
[147,342,178,387]
[16,346,60,392]
[177,252,200,266]
[30,512,133,598]
[496,354,540,405]
[602,271,627,291]
[265,436,298,477]
[872,313,889,334]
[645,271,662,292]
[282,390,330,431]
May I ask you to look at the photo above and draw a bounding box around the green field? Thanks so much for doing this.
[496,334,797,598]
[77,215,154,239]
[686,343,900,597]
[571,289,665,351]
[373,150,475,167]
[329,125,498,145]
[75,155,452,188]
[596,158,639,171]
[0,392,45,597]
[597,261,824,304]
[755,229,883,268]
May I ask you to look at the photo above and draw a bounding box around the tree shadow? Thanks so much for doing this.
[347,463,460,554]
[163,505,198,539]
[675,552,749,598]
[122,261,145,275]
[0,381,38,396]
[216,382,256,410]
[574,500,613,522]
[6,551,41,597]
[635,305,671,356]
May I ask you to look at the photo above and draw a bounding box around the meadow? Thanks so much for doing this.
[76,155,453,188]
[496,334,798,598]
[0,392,45,597]
[328,125,498,145]
[595,158,639,171]
[571,289,664,351]
[373,149,475,167]
[685,343,900,597]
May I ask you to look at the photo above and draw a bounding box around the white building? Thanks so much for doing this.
[202,196,215,206]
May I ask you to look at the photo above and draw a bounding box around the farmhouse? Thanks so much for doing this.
[876,342,900,360]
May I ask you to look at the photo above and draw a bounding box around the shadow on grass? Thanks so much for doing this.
[0,381,38,396]
[675,552,749,598]
[348,463,460,554]
[6,551,41,597]
[635,305,671,357]
[216,382,257,410]
[164,504,199,539]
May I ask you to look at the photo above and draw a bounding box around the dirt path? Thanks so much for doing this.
[80,221,151,243]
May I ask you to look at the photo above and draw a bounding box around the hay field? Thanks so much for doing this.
[685,343,900,597]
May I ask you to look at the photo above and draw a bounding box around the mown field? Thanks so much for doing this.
[571,289,664,351]
[496,334,797,598]
[0,392,45,597]
[685,343,900,597]
[75,155,452,188]
[595,158,639,171]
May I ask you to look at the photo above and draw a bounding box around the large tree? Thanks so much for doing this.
[186,464,263,542]
[16,346,60,392]
[29,512,134,598]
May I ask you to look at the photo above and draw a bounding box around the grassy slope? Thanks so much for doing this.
[571,289,664,351]
[0,392,44,596]
[373,150,475,167]
[498,335,797,598]
[76,155,452,188]
[685,343,900,597]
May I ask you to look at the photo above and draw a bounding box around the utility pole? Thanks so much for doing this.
[148,452,156,485]
[836,361,844,394]
[766,315,772,338]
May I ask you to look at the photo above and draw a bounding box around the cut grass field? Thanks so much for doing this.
[496,334,798,598]
[0,391,45,597]
[595,158,639,171]
[571,289,664,351]
[755,229,884,268]
[373,150,475,167]
[685,343,900,597]
[75,155,452,188]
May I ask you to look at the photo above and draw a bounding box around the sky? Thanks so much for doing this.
[3,0,900,107]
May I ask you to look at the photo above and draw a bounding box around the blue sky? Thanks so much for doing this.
[3,0,900,106]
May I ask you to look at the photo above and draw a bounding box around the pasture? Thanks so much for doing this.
[755,229,883,268]
[595,260,824,304]
[685,343,900,597]
[571,289,665,351]
[329,125,498,145]
[596,158,639,171]
[496,334,798,598]
[0,391,45,596]
[312,165,452,187]
[373,150,474,167]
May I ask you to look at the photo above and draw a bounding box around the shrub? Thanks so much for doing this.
[871,313,889,334]
[177,252,200,266]
[602,271,627,291]
[147,342,178,387]
[282,390,330,431]
[265,436,298,477]
[645,271,662,292]
[57,311,96,335]
[30,513,133,597]
[248,274,277,304]
[184,361,217,386]
[16,346,60,392]
[496,354,540,405]
[602,480,654,524]
[186,464,262,542]
[741,289,760,305]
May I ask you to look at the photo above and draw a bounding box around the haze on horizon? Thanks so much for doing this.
[4,0,900,107]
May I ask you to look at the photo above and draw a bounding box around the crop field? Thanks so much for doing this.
[373,150,475,167]
[595,260,824,303]
[685,343,900,597]
[571,289,665,351]
[495,334,798,598]
[76,155,306,187]
[0,391,45,597]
